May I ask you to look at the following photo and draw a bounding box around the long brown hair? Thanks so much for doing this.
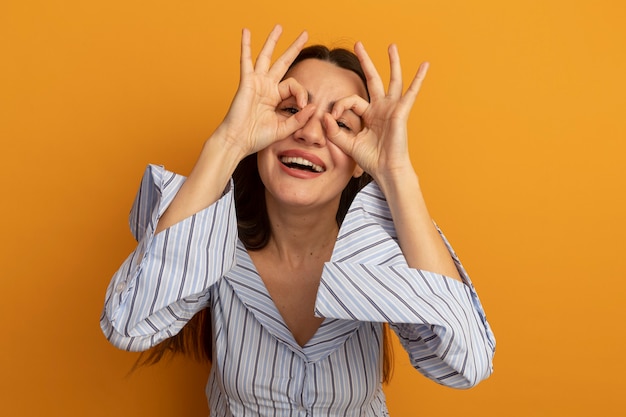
[136,45,395,383]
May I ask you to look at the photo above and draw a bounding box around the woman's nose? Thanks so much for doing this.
[294,113,326,146]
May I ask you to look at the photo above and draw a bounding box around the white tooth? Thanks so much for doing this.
[296,157,311,167]
[280,156,324,172]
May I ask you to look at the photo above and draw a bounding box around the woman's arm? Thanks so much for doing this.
[102,26,316,349]
[375,168,462,281]
[317,181,495,388]
[102,165,238,350]
[154,132,244,233]
[319,42,493,386]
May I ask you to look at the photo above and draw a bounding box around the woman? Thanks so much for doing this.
[101,25,495,415]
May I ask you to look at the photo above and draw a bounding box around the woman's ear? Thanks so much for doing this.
[352,165,364,178]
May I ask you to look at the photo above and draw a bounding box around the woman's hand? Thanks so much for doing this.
[324,42,428,185]
[156,26,315,233]
[216,25,316,157]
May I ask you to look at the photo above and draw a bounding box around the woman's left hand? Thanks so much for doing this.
[324,42,428,184]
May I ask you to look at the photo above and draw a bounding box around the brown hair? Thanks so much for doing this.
[136,45,394,383]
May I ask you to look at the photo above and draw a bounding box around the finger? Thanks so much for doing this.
[240,28,253,76]
[401,62,429,112]
[255,25,283,73]
[276,104,316,139]
[323,113,353,156]
[354,42,385,100]
[268,30,309,79]
[387,44,403,98]
[331,95,369,119]
[278,77,308,109]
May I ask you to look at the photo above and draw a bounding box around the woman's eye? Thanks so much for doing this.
[336,120,352,132]
[281,107,299,115]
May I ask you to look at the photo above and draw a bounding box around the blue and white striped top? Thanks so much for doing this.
[101,164,495,416]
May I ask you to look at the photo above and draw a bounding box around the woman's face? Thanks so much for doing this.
[257,58,368,213]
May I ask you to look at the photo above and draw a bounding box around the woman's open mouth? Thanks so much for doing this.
[279,156,325,173]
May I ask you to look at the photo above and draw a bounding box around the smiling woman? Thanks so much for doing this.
[257,59,365,211]
[100,25,495,416]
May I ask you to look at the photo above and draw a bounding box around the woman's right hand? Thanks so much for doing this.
[154,26,314,233]
[216,25,316,157]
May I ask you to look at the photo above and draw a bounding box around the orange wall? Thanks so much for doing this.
[2,0,625,415]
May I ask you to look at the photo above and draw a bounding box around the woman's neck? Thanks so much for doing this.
[263,198,340,269]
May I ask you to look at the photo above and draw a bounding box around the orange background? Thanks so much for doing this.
[1,0,625,416]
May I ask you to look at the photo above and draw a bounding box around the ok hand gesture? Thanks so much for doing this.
[324,42,428,186]
[218,25,316,157]
[157,26,315,232]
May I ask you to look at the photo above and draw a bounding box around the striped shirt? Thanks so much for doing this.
[101,164,495,416]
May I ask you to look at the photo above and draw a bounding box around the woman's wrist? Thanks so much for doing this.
[155,129,244,234]
[374,163,420,198]
[209,124,251,161]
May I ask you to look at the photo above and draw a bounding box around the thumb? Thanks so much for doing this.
[276,104,316,139]
[323,113,354,156]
